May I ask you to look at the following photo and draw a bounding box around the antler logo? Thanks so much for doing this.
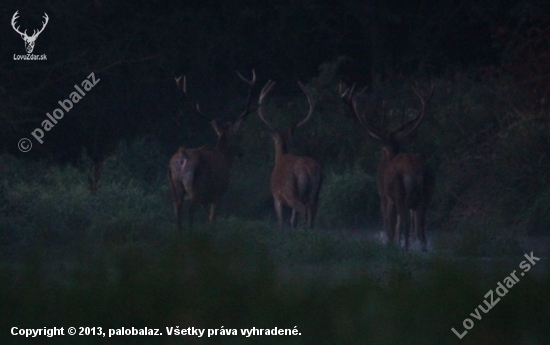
[11,11,49,54]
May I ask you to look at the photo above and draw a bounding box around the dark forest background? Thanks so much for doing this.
[1,0,550,234]
[4,0,550,231]
[2,0,547,151]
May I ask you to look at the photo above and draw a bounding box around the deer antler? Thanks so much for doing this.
[257,80,278,132]
[175,75,212,121]
[11,11,24,36]
[11,11,49,39]
[236,69,257,121]
[340,82,386,142]
[32,13,49,39]
[296,81,315,128]
[394,81,434,142]
[259,80,317,131]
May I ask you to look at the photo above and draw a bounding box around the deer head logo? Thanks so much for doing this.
[11,11,49,54]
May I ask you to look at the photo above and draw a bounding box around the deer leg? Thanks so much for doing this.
[306,205,313,228]
[290,209,297,227]
[409,210,416,241]
[396,204,409,251]
[393,199,408,250]
[308,203,318,229]
[306,172,322,229]
[394,214,406,250]
[208,203,217,223]
[188,203,198,231]
[404,212,410,251]
[380,195,389,240]
[410,209,421,244]
[392,178,410,250]
[173,196,182,222]
[303,206,312,228]
[274,198,284,229]
[173,191,184,232]
[168,169,185,231]
[286,198,307,228]
[385,199,396,246]
[308,188,320,229]
[417,206,428,252]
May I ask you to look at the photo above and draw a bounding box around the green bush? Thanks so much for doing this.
[317,168,379,229]
[0,144,172,248]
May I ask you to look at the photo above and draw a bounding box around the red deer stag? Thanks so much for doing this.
[168,70,256,231]
[257,80,323,229]
[341,83,434,251]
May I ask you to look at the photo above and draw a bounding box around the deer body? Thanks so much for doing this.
[168,126,239,228]
[269,132,322,228]
[342,83,434,251]
[180,147,234,206]
[258,80,322,229]
[378,151,433,250]
[169,71,256,231]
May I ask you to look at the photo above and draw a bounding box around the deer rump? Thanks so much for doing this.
[382,154,429,208]
[380,153,434,246]
[270,155,322,214]
[169,147,231,206]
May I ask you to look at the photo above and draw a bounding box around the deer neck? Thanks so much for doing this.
[273,133,292,162]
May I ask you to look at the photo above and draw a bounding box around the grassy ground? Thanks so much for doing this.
[1,222,549,344]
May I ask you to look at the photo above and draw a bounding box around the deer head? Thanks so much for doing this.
[11,11,49,54]
[340,82,434,161]
[258,80,314,157]
[174,70,256,158]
